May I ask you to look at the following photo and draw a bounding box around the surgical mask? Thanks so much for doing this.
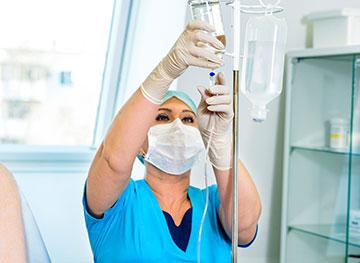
[144,118,205,175]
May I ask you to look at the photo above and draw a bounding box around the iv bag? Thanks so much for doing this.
[241,12,287,122]
[188,0,226,46]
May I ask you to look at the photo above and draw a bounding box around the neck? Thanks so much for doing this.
[145,164,190,211]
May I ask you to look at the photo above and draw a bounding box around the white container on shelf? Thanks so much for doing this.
[350,210,360,237]
[353,132,360,153]
[304,8,360,48]
[329,118,350,150]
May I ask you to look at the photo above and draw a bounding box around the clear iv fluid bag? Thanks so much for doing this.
[241,13,287,122]
[188,0,226,46]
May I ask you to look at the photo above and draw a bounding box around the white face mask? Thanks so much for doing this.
[144,118,205,175]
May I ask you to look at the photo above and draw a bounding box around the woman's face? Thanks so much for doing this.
[155,97,198,128]
[140,97,198,154]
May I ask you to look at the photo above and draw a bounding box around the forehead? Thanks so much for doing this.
[160,97,192,112]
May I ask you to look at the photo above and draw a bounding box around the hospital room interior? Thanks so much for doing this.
[1,0,360,262]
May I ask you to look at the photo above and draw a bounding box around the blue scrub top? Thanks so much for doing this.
[83,179,254,262]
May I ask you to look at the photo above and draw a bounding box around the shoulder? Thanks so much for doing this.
[0,163,13,180]
[0,164,19,194]
[0,164,21,215]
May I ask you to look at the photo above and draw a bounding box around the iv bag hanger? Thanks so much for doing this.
[221,0,284,58]
[224,0,283,14]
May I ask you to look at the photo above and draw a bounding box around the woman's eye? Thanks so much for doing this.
[182,116,194,123]
[156,114,169,121]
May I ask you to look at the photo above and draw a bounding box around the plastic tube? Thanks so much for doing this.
[197,73,216,263]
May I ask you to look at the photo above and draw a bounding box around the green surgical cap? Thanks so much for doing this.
[161,90,198,115]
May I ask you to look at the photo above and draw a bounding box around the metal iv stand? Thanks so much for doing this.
[222,1,284,262]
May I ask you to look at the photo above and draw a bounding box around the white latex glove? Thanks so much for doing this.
[197,72,233,170]
[141,20,225,104]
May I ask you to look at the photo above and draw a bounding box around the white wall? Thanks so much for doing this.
[178,1,360,263]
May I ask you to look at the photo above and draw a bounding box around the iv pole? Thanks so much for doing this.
[231,0,241,261]
[225,1,284,262]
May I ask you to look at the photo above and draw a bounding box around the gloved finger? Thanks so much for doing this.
[207,104,232,114]
[192,31,225,50]
[207,85,230,95]
[189,46,224,65]
[187,56,222,69]
[197,85,212,101]
[187,20,216,33]
[206,95,231,105]
[215,72,226,85]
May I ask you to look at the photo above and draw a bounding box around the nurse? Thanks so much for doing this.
[84,20,261,262]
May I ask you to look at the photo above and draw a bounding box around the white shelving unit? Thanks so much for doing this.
[280,46,360,263]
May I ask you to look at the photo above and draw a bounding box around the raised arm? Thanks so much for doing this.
[86,21,225,217]
[0,164,27,263]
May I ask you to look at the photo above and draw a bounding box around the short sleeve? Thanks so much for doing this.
[238,224,258,248]
[82,179,135,252]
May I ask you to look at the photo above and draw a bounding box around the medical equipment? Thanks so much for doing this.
[329,118,350,150]
[188,0,286,262]
[188,0,227,46]
[197,72,217,263]
[209,72,216,86]
[241,10,287,122]
[188,0,226,92]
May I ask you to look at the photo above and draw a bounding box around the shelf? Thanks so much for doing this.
[287,46,360,60]
[291,145,360,157]
[289,224,360,248]
[282,48,360,262]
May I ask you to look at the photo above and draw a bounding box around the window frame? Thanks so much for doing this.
[0,0,138,165]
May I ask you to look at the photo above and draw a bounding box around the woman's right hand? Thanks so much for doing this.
[162,20,225,79]
[141,20,225,105]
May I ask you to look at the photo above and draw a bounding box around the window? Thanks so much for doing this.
[0,0,114,146]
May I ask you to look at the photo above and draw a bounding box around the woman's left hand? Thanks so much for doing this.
[197,72,234,170]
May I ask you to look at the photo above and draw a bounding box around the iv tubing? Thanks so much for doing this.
[197,72,216,263]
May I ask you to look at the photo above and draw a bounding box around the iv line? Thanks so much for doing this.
[197,72,217,263]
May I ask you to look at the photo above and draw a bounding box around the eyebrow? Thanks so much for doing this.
[182,109,195,115]
[158,108,195,115]
[158,108,171,112]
